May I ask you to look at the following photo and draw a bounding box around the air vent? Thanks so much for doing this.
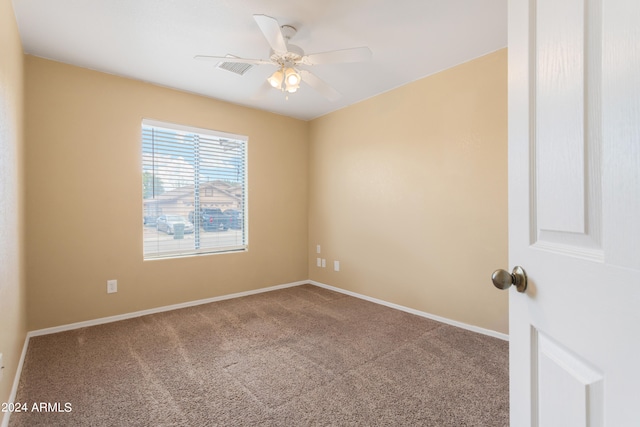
[216,55,254,76]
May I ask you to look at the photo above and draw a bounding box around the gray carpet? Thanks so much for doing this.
[10,284,509,426]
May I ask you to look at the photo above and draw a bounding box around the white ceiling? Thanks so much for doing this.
[12,0,507,121]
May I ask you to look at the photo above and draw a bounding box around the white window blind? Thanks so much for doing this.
[142,119,247,259]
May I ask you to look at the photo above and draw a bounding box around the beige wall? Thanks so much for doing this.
[309,49,508,333]
[0,0,26,407]
[25,57,309,330]
[23,49,507,334]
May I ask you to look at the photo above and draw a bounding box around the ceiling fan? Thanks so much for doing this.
[194,14,372,101]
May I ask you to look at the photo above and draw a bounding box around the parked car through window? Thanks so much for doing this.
[156,215,194,235]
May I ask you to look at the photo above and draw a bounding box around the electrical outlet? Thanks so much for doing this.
[316,245,321,254]
[107,280,118,294]
[321,259,326,268]
[334,260,340,271]
[316,257,322,267]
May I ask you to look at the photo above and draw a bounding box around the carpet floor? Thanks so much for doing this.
[10,284,509,426]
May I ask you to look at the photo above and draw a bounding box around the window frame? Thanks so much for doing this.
[141,118,248,260]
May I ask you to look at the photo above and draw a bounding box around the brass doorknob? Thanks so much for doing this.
[492,266,527,293]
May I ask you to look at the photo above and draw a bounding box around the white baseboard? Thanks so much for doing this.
[309,280,509,341]
[25,279,508,342]
[28,280,307,338]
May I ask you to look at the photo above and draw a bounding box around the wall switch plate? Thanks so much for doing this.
[334,261,340,271]
[107,280,118,294]
[316,257,322,267]
[316,245,321,254]
[321,259,326,268]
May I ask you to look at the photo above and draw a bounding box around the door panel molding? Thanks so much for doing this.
[529,0,603,257]
[532,328,604,427]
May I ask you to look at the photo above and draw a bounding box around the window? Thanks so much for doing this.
[142,119,247,259]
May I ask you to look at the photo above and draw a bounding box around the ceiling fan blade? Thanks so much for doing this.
[253,14,288,54]
[194,55,272,65]
[299,70,341,102]
[302,47,372,65]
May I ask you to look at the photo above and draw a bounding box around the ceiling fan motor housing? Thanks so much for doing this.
[280,25,297,40]
[270,45,304,65]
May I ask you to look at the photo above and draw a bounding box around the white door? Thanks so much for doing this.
[508,0,640,426]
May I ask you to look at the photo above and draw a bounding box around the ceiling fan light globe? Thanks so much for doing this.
[284,67,301,86]
[285,82,299,93]
[287,74,300,85]
[268,78,281,88]
[267,70,283,88]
